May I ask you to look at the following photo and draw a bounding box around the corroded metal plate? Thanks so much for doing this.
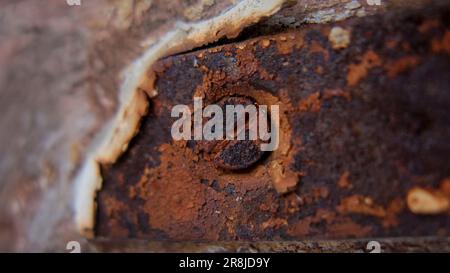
[96,8,450,242]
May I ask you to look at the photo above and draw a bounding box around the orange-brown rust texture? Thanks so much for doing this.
[96,8,450,241]
[347,50,382,86]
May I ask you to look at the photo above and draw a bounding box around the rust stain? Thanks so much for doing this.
[327,221,372,238]
[323,88,352,101]
[276,32,303,55]
[337,195,386,218]
[337,171,352,189]
[309,40,330,61]
[287,209,372,238]
[386,55,421,78]
[347,50,382,86]
[419,19,441,34]
[299,92,322,112]
[431,30,450,55]
[287,209,336,237]
[261,218,288,230]
[382,198,405,228]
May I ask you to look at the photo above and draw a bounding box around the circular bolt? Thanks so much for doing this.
[198,95,269,171]
[213,139,265,170]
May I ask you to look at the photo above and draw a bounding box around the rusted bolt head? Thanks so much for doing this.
[214,139,265,170]
[199,95,269,171]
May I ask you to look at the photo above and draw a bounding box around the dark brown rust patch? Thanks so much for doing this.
[96,7,450,241]
[214,140,264,170]
[196,95,270,171]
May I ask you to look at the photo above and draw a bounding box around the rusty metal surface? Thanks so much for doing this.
[96,7,450,243]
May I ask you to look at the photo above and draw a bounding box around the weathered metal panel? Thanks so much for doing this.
[96,7,450,243]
